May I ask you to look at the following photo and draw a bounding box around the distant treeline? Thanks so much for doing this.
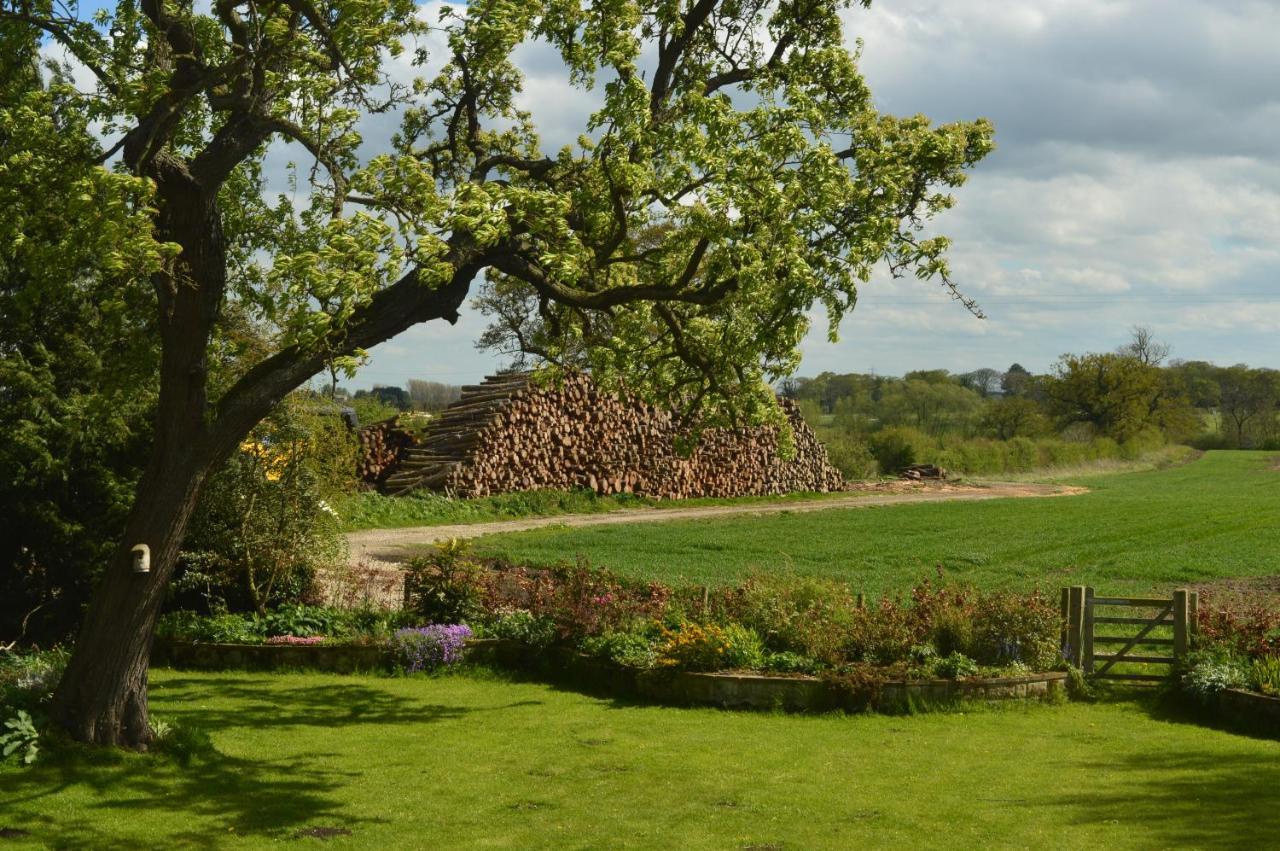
[782,329,1279,477]
[333,380,464,422]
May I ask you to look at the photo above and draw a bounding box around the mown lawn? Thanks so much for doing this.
[477,451,1280,595]
[2,669,1278,849]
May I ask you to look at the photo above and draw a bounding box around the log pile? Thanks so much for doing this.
[373,373,845,499]
[357,419,418,487]
[900,464,947,481]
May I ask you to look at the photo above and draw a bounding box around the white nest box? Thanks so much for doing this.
[131,543,151,574]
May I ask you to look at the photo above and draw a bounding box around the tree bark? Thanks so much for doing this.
[49,453,212,746]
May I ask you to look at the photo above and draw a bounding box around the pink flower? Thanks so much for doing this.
[265,635,326,645]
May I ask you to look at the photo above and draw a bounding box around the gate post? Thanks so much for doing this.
[1082,586,1095,674]
[1064,586,1086,668]
[1173,589,1190,659]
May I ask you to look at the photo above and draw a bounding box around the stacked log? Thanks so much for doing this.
[375,373,845,499]
[357,419,418,487]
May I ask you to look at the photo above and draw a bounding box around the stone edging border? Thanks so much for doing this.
[155,638,1069,713]
[1217,687,1280,728]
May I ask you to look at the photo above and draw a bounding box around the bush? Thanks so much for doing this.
[580,627,661,669]
[391,625,473,673]
[932,652,979,679]
[403,540,490,625]
[1180,649,1248,701]
[657,622,766,672]
[727,573,859,664]
[868,427,926,474]
[486,609,558,648]
[176,395,353,614]
[261,604,342,638]
[971,591,1061,670]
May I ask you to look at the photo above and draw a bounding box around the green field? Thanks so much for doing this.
[477,451,1280,595]
[2,669,1278,849]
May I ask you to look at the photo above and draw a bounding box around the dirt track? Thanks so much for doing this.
[345,481,1085,568]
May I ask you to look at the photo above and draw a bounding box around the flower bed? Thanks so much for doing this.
[1177,589,1280,723]
[152,544,1072,713]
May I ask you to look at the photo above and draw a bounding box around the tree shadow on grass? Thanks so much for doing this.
[1035,748,1280,847]
[1027,689,1280,847]
[0,675,532,849]
[151,676,474,732]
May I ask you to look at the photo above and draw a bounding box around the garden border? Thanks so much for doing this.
[155,639,1068,713]
[1217,688,1280,729]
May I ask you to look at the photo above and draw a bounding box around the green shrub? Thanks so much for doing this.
[868,427,927,474]
[971,592,1060,670]
[580,628,661,669]
[177,395,353,614]
[487,609,558,648]
[261,604,343,638]
[403,540,490,625]
[762,651,820,675]
[729,573,858,664]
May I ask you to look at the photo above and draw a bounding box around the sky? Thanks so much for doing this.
[62,0,1280,388]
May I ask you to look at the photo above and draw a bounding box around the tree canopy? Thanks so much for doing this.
[0,0,994,745]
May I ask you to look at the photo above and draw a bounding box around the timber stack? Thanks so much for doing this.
[372,373,844,498]
[357,419,417,487]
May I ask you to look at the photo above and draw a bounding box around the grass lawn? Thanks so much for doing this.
[476,451,1280,595]
[2,669,1278,849]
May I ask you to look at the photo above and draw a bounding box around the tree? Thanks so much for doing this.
[1118,325,1171,367]
[1217,366,1277,447]
[958,367,1002,398]
[1043,353,1176,441]
[406,379,462,411]
[980,396,1045,440]
[2,0,991,744]
[1001,363,1032,397]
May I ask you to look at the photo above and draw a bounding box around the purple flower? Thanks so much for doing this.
[391,624,473,672]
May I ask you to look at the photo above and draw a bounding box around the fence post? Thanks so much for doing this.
[1065,586,1085,668]
[1188,590,1199,649]
[1082,587,1095,674]
[1173,589,1190,660]
[1060,587,1071,661]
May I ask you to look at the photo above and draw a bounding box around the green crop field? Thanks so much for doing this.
[476,451,1280,595]
[2,670,1278,849]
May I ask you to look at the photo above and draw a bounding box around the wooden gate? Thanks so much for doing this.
[1061,586,1198,681]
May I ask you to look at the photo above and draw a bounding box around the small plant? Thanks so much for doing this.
[261,604,341,638]
[391,625,473,673]
[1,710,40,766]
[1249,655,1280,697]
[762,651,820,675]
[1180,649,1248,702]
[932,652,979,679]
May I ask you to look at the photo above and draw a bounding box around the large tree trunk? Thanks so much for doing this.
[49,452,212,747]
